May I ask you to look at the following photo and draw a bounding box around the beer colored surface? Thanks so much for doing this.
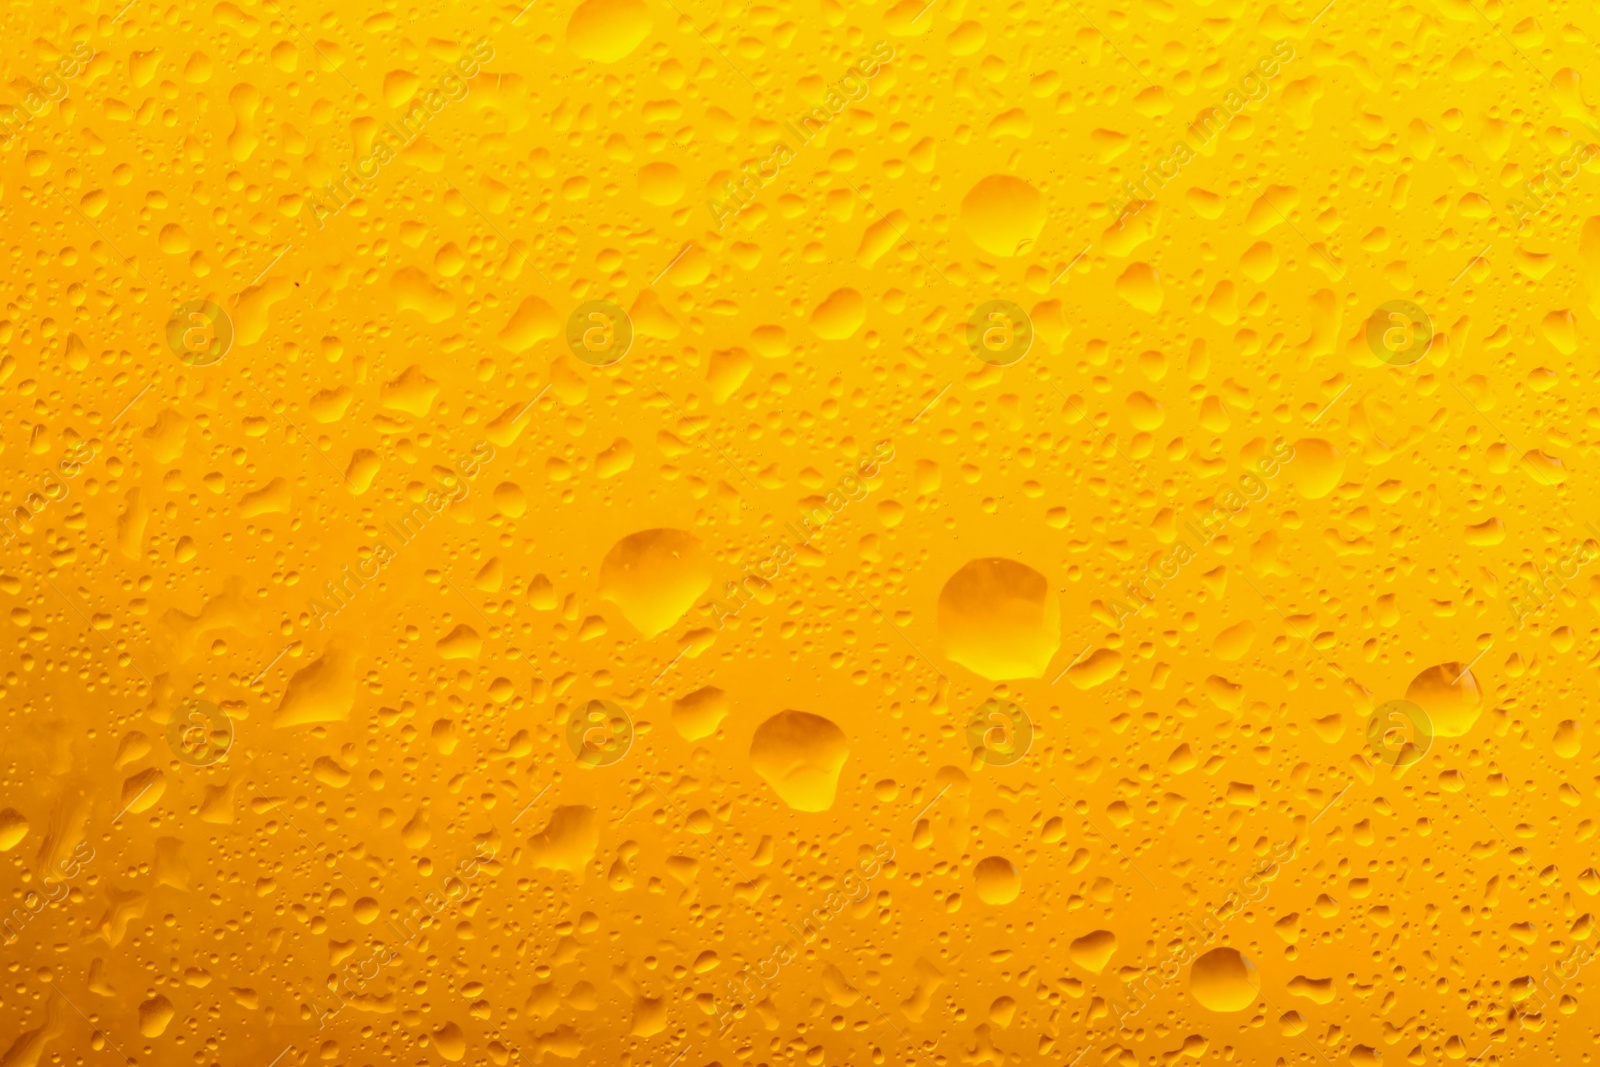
[1,1,1598,1066]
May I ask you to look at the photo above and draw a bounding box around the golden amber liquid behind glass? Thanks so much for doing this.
[0,1,1596,1067]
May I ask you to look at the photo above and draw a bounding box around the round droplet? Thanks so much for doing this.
[1405,662,1483,737]
[961,175,1044,256]
[749,710,849,811]
[750,323,791,358]
[1349,1048,1382,1067]
[158,223,190,254]
[672,687,728,740]
[1288,438,1343,499]
[1126,390,1165,429]
[638,161,684,205]
[493,481,527,517]
[1069,929,1117,973]
[974,856,1020,904]
[0,809,28,852]
[1115,262,1163,312]
[1553,719,1583,758]
[937,558,1060,679]
[1542,309,1578,354]
[598,529,710,637]
[138,995,176,1037]
[431,1022,467,1062]
[567,0,653,62]
[1189,947,1260,1012]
